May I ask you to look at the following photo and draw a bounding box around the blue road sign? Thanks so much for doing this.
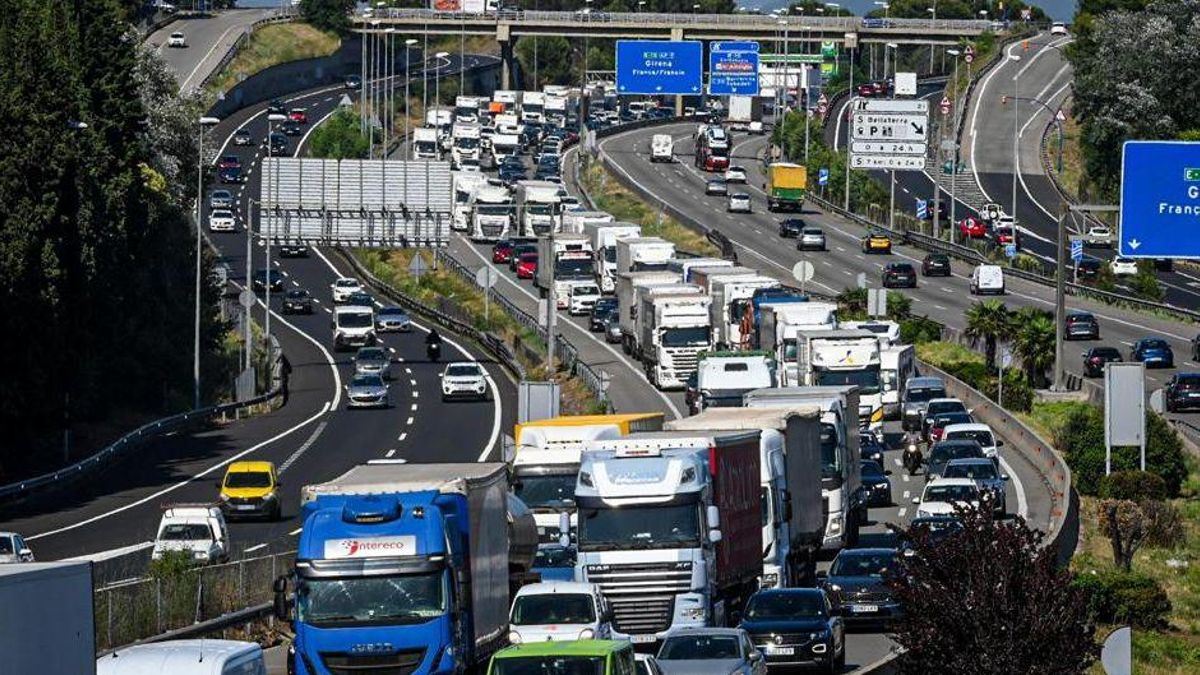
[915,198,928,220]
[1119,140,1200,258]
[709,41,760,96]
[818,168,829,186]
[1070,239,1084,262]
[616,40,703,96]
[1005,243,1018,259]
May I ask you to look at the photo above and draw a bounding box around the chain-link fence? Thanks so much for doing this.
[94,550,294,652]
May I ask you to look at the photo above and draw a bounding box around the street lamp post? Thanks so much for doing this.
[885,42,897,229]
[405,38,418,153]
[194,116,219,409]
[435,51,450,111]
[947,48,960,238]
[927,6,936,73]
[1009,54,1021,228]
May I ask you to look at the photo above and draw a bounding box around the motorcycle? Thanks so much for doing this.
[427,341,441,362]
[902,442,923,476]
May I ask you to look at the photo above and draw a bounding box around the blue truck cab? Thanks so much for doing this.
[276,462,536,675]
[749,287,808,331]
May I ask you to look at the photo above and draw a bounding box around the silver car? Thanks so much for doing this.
[942,458,1008,515]
[0,532,33,564]
[376,306,412,332]
[354,346,392,380]
[209,189,234,209]
[346,373,389,409]
[656,627,767,675]
[798,226,827,251]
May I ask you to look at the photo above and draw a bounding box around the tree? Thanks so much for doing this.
[1128,261,1166,302]
[1098,499,1147,571]
[1010,308,1055,387]
[963,300,1009,369]
[300,0,355,35]
[889,508,1098,673]
[308,109,369,159]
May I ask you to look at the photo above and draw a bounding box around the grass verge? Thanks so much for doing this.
[353,249,608,415]
[206,23,341,96]
[578,161,723,257]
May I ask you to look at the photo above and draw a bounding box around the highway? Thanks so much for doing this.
[1,54,512,565]
[147,8,277,94]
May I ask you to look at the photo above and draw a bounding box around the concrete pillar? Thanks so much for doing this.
[497,24,516,90]
[671,27,685,116]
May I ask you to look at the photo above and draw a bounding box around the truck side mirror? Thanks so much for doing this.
[706,505,720,529]
[272,576,290,621]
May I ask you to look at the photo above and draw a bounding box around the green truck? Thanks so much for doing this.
[766,162,808,212]
[487,640,636,675]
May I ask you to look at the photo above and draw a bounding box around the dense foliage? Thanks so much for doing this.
[1073,569,1172,628]
[308,109,370,159]
[300,0,356,34]
[1052,405,1188,497]
[0,1,222,477]
[889,508,1098,673]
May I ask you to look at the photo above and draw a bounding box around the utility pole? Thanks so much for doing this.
[843,45,855,211]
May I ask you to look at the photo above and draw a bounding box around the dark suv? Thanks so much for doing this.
[1165,373,1200,412]
[1064,312,1100,340]
[922,253,951,276]
[778,218,804,238]
[1081,346,1121,377]
[882,262,917,288]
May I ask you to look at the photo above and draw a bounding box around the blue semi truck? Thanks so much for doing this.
[274,462,537,675]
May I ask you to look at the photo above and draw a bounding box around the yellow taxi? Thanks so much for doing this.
[861,230,893,254]
[218,461,281,521]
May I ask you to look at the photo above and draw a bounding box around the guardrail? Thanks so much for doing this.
[0,339,284,506]
[195,10,296,94]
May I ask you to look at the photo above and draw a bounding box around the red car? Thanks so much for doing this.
[288,108,307,124]
[856,83,877,97]
[491,240,515,264]
[959,216,986,238]
[217,155,241,171]
[994,225,1021,248]
[515,252,538,279]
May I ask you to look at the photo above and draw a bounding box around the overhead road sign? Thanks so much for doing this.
[616,40,702,95]
[261,158,452,247]
[852,113,928,141]
[850,155,926,170]
[1119,140,1200,258]
[709,41,761,96]
[851,98,929,114]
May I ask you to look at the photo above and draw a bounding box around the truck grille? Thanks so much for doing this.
[585,562,692,635]
[665,349,700,372]
[533,223,553,236]
[321,648,425,675]
[481,223,505,237]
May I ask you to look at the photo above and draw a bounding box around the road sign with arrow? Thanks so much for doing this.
[1119,140,1200,258]
[851,113,928,142]
[849,98,929,172]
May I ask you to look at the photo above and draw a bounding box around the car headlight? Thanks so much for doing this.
[577,628,595,639]
[508,631,522,644]
[829,584,841,592]
[194,550,209,560]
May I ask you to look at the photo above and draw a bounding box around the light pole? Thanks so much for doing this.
[1008,53,1021,226]
[872,1,889,80]
[194,116,219,410]
[947,48,960,238]
[405,38,418,152]
[885,42,897,229]
[638,0,645,12]
[926,6,936,73]
[434,51,450,110]
[264,113,287,346]
[385,28,396,156]
[779,20,789,112]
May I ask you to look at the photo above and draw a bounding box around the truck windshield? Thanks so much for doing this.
[159,523,212,541]
[814,367,881,395]
[527,204,554,216]
[511,593,596,625]
[631,261,669,272]
[455,137,479,149]
[296,571,446,626]
[415,141,436,152]
[661,326,710,348]
[906,386,946,403]
[820,422,840,480]
[578,504,701,550]
[478,204,513,216]
[514,473,576,509]
[603,248,617,263]
[493,656,604,675]
[555,258,595,278]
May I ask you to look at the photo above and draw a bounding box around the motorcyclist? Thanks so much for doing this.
[426,329,442,361]
[902,430,923,475]
[425,329,441,346]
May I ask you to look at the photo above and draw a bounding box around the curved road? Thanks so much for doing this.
[148,8,277,94]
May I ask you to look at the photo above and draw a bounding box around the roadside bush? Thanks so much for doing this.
[1057,407,1187,497]
[991,369,1034,413]
[1099,470,1167,502]
[1141,500,1186,548]
[1073,570,1172,628]
[900,316,943,345]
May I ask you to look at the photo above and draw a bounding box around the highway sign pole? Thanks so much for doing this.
[843,48,854,211]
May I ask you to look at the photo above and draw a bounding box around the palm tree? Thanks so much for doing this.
[1012,312,1057,388]
[964,300,1009,369]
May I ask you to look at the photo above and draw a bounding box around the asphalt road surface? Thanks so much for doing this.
[148,8,276,94]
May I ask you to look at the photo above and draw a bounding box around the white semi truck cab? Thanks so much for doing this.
[797,329,884,433]
[756,302,839,384]
[710,276,780,350]
[516,180,563,238]
[452,172,487,231]
[616,236,676,274]
[521,91,546,123]
[583,221,641,293]
[638,289,712,390]
[451,122,482,166]
[470,184,514,241]
[576,431,763,644]
[412,127,440,160]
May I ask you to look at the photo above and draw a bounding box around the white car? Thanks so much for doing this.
[151,505,229,565]
[728,193,752,213]
[912,478,980,519]
[508,581,613,644]
[568,283,602,316]
[208,209,235,232]
[0,532,33,564]
[724,166,748,183]
[941,422,1002,460]
[1083,225,1113,247]
[1111,257,1138,277]
[1050,22,1069,35]
[441,361,489,401]
[331,277,364,303]
[459,158,481,173]
[167,32,186,48]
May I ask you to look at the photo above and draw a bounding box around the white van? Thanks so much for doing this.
[98,639,264,675]
[151,505,229,565]
[508,581,613,643]
[333,305,376,351]
[969,264,1005,295]
[651,134,674,162]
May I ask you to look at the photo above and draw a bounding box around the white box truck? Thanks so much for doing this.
[562,209,614,234]
[651,133,674,162]
[711,275,781,350]
[583,221,641,293]
[615,271,679,354]
[881,343,916,420]
[726,95,763,131]
[452,172,488,231]
[638,288,712,389]
[1,561,96,675]
[756,302,839,385]
[616,236,675,274]
[412,127,440,160]
[492,132,521,163]
[522,91,546,123]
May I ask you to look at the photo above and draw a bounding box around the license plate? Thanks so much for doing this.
[764,646,794,656]
[630,635,656,644]
[235,505,255,511]
[849,604,879,613]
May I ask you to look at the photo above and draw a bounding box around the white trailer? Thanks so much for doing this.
[583,221,641,293]
[616,236,675,274]
[615,272,683,354]
[711,275,781,350]
[412,127,440,160]
[756,302,839,385]
[452,172,488,231]
[562,210,614,235]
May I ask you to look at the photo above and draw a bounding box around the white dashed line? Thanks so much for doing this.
[289,528,303,536]
[412,390,419,398]
[410,403,418,411]
[399,432,408,441]
[385,449,396,458]
[244,543,267,553]
[897,508,907,518]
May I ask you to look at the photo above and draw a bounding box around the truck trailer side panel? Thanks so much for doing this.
[0,561,96,675]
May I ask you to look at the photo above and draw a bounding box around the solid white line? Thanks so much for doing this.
[65,541,154,563]
[178,20,246,94]
[999,455,1029,519]
[289,528,302,536]
[28,401,332,541]
[243,543,268,554]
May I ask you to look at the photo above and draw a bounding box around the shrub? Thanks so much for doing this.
[900,316,943,345]
[992,369,1033,413]
[1141,500,1185,548]
[1099,470,1167,502]
[1073,570,1171,628]
[1057,407,1187,497]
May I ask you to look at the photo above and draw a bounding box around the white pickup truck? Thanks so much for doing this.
[151,505,229,565]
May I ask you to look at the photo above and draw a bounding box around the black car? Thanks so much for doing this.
[1082,346,1121,377]
[925,439,986,482]
[534,165,560,181]
[590,298,617,332]
[778,218,804,238]
[860,432,885,466]
[282,289,313,314]
[219,166,243,184]
[268,132,288,154]
[279,243,308,258]
[900,515,964,554]
[1064,311,1100,340]
[861,459,892,507]
[921,253,951,276]
[344,74,361,90]
[267,98,286,115]
[882,262,917,288]
[1165,373,1200,412]
[739,589,844,672]
[1076,257,1102,281]
[281,119,303,137]
[818,548,901,625]
[252,269,284,293]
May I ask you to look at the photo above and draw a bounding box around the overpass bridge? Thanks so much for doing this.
[357,9,999,87]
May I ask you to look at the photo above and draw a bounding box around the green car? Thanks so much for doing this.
[488,639,636,675]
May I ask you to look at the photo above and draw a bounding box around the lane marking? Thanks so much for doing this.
[385,449,397,458]
[289,528,302,536]
[243,543,268,554]
[897,508,907,517]
[278,420,328,474]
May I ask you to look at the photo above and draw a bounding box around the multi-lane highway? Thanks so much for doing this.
[2,54,512,565]
[147,8,277,94]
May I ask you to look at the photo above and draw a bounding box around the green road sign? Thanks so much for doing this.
[1184,167,1200,181]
